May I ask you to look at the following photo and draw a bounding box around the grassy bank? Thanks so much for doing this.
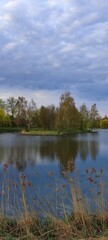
[0,127,23,133]
[21,129,86,136]
[0,127,98,135]
[21,128,98,136]
[21,129,60,136]
[0,167,107,239]
[0,212,108,240]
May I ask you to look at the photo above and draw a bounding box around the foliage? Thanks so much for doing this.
[0,99,6,110]
[56,92,79,133]
[0,93,105,131]
[79,104,89,131]
[0,109,11,127]
[90,103,99,129]
[26,99,37,129]
[100,118,108,128]
[39,105,56,130]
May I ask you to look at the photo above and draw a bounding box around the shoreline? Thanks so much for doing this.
[21,129,98,136]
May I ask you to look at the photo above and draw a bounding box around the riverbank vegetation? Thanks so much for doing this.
[1,212,108,239]
[0,165,108,239]
[0,92,107,134]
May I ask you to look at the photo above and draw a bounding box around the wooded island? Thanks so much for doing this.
[0,91,107,133]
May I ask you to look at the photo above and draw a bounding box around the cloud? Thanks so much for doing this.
[0,86,63,107]
[0,77,5,82]
[0,85,107,116]
[2,41,18,52]
[4,1,18,10]
[0,0,108,115]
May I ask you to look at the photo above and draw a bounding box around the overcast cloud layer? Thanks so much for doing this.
[0,0,108,115]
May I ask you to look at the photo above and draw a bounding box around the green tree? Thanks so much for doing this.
[7,97,18,126]
[100,118,108,128]
[0,99,6,110]
[56,92,79,133]
[90,104,99,130]
[0,109,11,127]
[26,99,37,129]
[47,105,56,129]
[15,97,28,127]
[39,106,49,129]
[80,104,89,131]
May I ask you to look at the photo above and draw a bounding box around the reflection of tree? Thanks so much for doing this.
[89,140,99,160]
[8,145,27,171]
[78,138,99,161]
[0,147,5,163]
[39,137,78,173]
[0,134,99,173]
[39,139,55,161]
[55,137,78,173]
[15,158,27,172]
[79,141,89,161]
[7,136,38,172]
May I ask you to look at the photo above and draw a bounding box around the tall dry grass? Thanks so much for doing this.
[0,163,107,239]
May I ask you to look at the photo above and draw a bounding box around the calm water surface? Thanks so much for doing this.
[0,129,108,216]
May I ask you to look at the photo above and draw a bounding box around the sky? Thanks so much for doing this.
[0,0,108,116]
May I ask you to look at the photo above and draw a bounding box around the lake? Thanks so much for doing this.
[0,129,108,217]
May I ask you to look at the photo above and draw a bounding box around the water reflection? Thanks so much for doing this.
[0,133,99,173]
[79,140,99,161]
[1,131,108,217]
[79,141,89,161]
[90,140,99,160]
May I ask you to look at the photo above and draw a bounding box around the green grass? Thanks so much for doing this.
[21,129,60,136]
[21,127,97,136]
[21,129,79,136]
[0,127,23,133]
[0,127,96,135]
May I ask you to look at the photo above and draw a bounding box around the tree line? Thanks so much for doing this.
[0,92,107,132]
